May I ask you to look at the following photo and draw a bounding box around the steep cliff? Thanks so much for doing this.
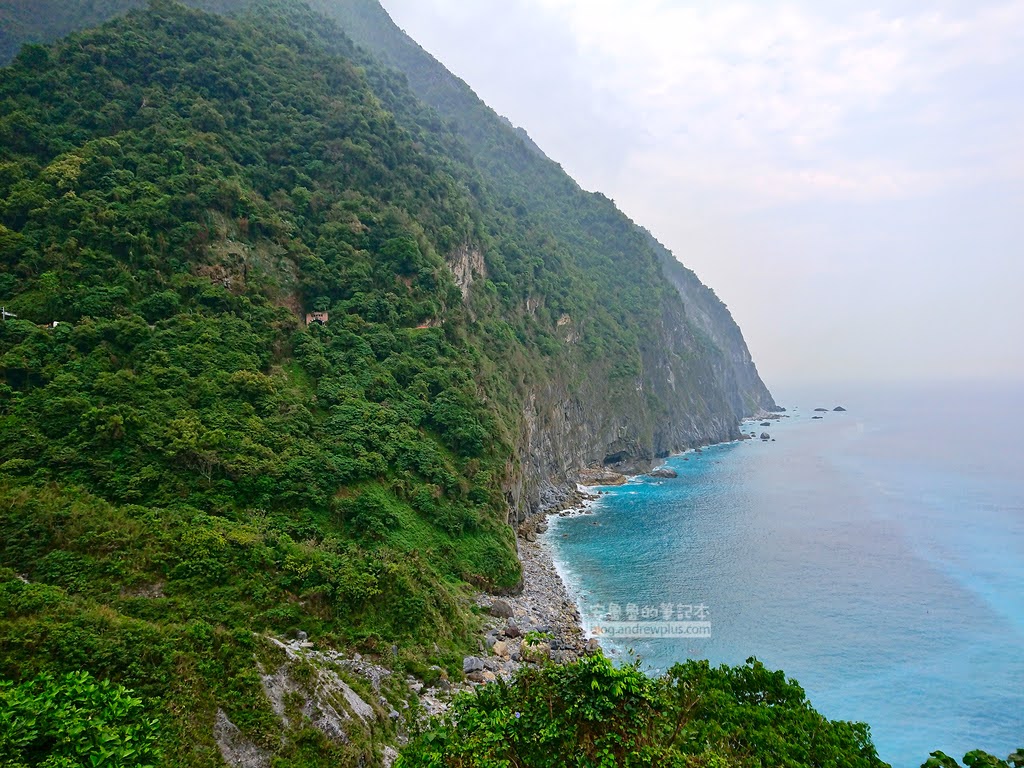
[645,230,777,420]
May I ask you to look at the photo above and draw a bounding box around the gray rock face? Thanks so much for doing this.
[256,636,386,753]
[463,656,486,674]
[446,245,487,301]
[213,709,271,768]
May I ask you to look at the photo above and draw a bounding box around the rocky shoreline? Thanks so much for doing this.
[474,428,784,676]
[461,485,598,685]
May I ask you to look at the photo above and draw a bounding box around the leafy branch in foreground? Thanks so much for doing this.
[0,669,161,768]
[397,655,890,768]
[922,748,1024,768]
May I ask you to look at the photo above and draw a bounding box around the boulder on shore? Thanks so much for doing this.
[650,467,678,479]
[489,600,514,619]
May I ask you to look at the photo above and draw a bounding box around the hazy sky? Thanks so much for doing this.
[379,0,1024,385]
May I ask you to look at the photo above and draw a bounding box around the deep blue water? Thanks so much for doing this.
[548,381,1024,768]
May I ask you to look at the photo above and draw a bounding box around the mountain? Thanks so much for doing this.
[1,4,776,518]
[0,0,782,764]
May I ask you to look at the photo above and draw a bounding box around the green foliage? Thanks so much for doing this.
[397,655,892,768]
[660,657,885,768]
[0,669,161,767]
[922,749,1024,768]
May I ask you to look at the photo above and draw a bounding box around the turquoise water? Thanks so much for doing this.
[548,382,1024,768]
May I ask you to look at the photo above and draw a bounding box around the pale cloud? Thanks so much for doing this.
[520,0,1024,202]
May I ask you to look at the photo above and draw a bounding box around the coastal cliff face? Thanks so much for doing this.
[648,232,778,421]
[505,296,751,522]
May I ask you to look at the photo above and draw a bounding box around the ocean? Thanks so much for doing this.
[547,381,1024,768]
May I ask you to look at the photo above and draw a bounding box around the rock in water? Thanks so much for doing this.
[833,406,847,412]
[760,432,770,440]
[578,467,628,486]
[650,467,678,479]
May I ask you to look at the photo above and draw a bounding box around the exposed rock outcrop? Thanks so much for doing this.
[578,467,629,486]
[446,245,486,302]
[214,710,271,768]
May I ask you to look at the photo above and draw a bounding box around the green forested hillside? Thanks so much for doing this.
[321,0,777,423]
[0,2,532,763]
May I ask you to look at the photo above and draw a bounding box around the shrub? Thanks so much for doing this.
[0,670,161,768]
